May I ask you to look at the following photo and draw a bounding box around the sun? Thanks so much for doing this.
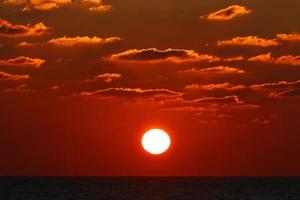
[142,129,171,155]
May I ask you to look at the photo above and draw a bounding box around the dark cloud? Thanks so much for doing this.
[74,87,183,99]
[86,73,122,83]
[269,89,300,98]
[107,48,243,63]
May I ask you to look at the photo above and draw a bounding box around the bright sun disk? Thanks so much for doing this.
[142,129,171,155]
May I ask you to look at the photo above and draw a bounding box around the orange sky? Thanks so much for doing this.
[1,0,300,176]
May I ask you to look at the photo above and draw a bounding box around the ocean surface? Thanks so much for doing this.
[0,177,299,200]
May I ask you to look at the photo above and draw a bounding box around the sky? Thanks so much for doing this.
[1,0,300,176]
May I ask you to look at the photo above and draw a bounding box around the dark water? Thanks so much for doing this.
[0,177,300,200]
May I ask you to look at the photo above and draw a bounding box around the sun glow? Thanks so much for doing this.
[142,129,171,155]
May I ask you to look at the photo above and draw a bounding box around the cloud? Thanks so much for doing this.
[87,73,122,83]
[248,52,272,63]
[3,0,112,12]
[276,33,300,42]
[252,118,270,125]
[178,66,245,75]
[269,89,300,98]
[217,36,279,47]
[47,36,121,47]
[200,5,252,21]
[88,4,112,12]
[0,18,50,38]
[250,80,300,90]
[107,48,243,63]
[184,79,300,92]
[162,95,242,110]
[75,87,183,100]
[50,85,60,90]
[248,52,300,66]
[0,56,45,68]
[17,41,37,47]
[250,80,300,99]
[79,0,112,12]
[0,71,30,81]
[24,0,71,11]
[3,0,26,5]
[275,55,300,66]
[184,82,246,91]
[1,84,32,93]
[186,96,241,105]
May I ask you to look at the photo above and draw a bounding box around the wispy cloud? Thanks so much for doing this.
[1,84,33,93]
[3,0,112,12]
[47,36,121,47]
[217,36,279,47]
[269,89,300,98]
[0,71,30,81]
[74,87,183,100]
[200,5,252,21]
[184,82,246,91]
[178,66,245,75]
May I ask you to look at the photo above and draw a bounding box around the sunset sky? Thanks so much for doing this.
[1,0,300,176]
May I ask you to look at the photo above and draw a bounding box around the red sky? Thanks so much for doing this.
[0,0,300,176]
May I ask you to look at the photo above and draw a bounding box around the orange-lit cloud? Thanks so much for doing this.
[200,5,252,21]
[0,56,45,68]
[0,71,30,81]
[3,0,112,12]
[87,73,122,83]
[88,4,112,12]
[75,87,183,99]
[18,41,36,47]
[184,82,246,91]
[179,66,245,75]
[47,36,121,47]
[250,80,300,90]
[107,48,243,63]
[217,36,279,47]
[248,52,300,66]
[184,80,300,96]
[0,18,50,38]
[79,0,112,12]
[276,32,300,42]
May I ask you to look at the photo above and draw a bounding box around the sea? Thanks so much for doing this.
[0,177,299,200]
